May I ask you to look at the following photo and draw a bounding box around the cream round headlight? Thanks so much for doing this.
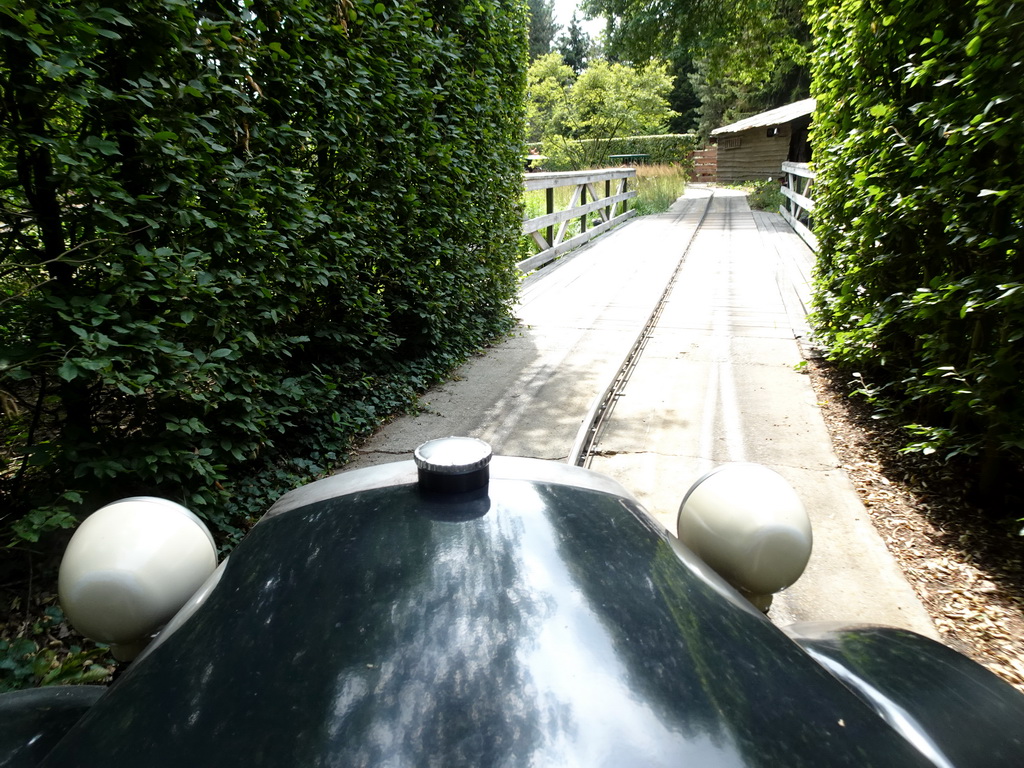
[59,497,218,659]
[678,464,811,603]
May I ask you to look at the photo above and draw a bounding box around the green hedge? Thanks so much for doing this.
[809,0,1024,497]
[0,0,527,544]
[533,133,698,170]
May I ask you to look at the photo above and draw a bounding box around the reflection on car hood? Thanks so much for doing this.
[41,467,935,767]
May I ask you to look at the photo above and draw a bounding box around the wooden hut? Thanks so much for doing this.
[711,98,814,184]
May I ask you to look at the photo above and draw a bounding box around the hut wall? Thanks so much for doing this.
[715,124,791,183]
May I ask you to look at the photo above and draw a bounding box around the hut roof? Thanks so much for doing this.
[711,98,816,137]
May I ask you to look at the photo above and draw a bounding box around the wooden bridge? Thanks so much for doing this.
[520,162,817,274]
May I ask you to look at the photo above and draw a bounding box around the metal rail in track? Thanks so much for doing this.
[567,191,717,468]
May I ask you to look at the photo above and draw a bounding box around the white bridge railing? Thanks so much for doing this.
[780,161,817,251]
[520,168,637,272]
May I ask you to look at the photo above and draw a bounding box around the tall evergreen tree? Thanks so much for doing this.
[556,13,591,74]
[527,0,560,60]
[666,55,700,133]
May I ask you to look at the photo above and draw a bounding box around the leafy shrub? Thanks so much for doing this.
[0,0,527,546]
[746,180,786,211]
[808,0,1024,501]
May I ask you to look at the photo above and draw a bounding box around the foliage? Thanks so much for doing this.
[539,134,697,171]
[666,55,701,133]
[584,0,811,139]
[745,180,786,211]
[632,164,689,215]
[584,0,797,64]
[573,60,676,137]
[527,0,559,60]
[1,604,114,691]
[0,0,527,548]
[526,52,576,142]
[556,12,591,74]
[688,0,810,138]
[526,54,678,167]
[809,0,1024,502]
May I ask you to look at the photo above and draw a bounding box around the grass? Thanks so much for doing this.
[632,164,688,215]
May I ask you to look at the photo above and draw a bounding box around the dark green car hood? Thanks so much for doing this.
[40,466,943,767]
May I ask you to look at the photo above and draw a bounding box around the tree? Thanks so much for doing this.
[689,0,809,136]
[572,60,676,137]
[527,0,559,60]
[665,55,700,133]
[526,55,677,167]
[583,0,810,133]
[526,52,576,142]
[556,13,591,74]
[583,0,753,61]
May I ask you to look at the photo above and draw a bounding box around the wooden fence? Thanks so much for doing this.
[520,168,637,272]
[780,161,817,251]
[689,147,717,182]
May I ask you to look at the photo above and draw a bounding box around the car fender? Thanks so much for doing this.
[0,686,104,767]
[783,622,1024,768]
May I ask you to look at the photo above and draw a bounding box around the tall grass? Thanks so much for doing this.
[632,164,688,214]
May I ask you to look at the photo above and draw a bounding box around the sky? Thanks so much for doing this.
[552,0,605,39]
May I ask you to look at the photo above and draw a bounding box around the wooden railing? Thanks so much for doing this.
[780,161,817,251]
[520,168,638,272]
